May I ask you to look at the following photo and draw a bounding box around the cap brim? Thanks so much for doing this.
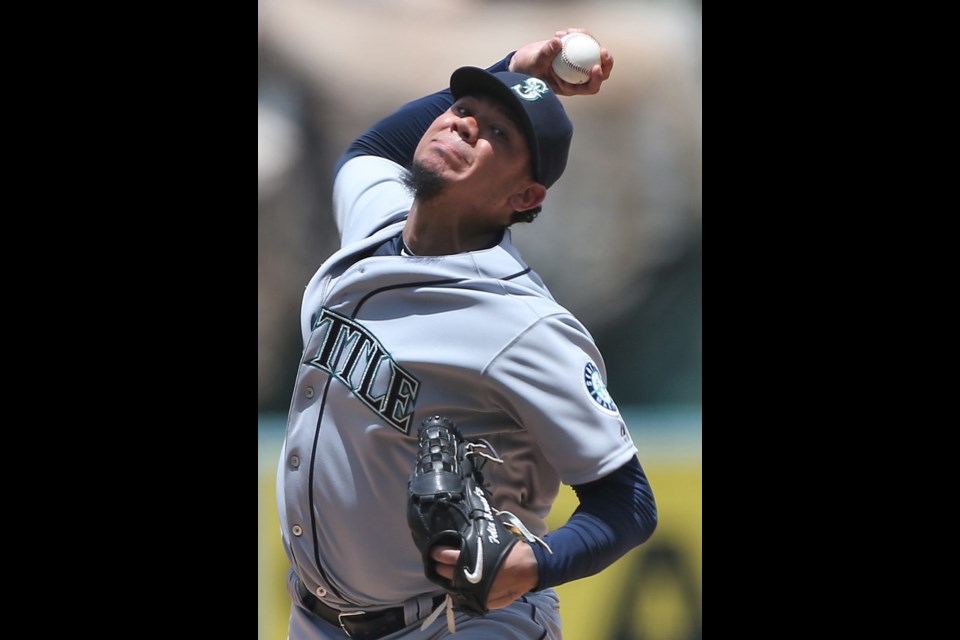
[449,67,541,185]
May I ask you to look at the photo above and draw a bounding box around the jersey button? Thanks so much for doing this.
[316,587,327,597]
[292,525,303,537]
[304,387,315,399]
[290,455,300,469]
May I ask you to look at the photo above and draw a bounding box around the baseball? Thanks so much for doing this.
[552,33,602,85]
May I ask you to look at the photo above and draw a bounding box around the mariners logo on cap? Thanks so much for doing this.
[511,78,550,102]
[583,360,619,415]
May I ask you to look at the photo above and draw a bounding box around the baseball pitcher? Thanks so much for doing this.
[277,28,658,640]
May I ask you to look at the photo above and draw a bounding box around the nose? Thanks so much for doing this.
[451,114,478,144]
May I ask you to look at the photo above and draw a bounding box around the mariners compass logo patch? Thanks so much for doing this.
[510,77,550,101]
[583,360,619,415]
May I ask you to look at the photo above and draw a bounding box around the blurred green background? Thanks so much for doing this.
[259,1,701,638]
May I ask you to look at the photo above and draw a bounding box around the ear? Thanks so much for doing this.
[508,182,547,212]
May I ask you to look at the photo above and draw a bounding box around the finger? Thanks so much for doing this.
[600,48,614,80]
[585,64,605,94]
[537,37,561,67]
[549,76,579,96]
[486,590,517,610]
[430,546,460,564]
[435,563,454,581]
[555,70,599,97]
[571,60,609,96]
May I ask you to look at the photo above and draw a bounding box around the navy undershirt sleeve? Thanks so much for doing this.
[530,456,658,591]
[333,54,515,176]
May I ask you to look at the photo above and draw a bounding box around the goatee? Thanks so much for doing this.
[402,161,447,202]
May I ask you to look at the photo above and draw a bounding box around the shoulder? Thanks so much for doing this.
[333,155,410,203]
[335,154,406,183]
[459,236,588,335]
[333,156,413,246]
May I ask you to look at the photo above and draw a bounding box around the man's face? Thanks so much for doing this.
[411,94,534,213]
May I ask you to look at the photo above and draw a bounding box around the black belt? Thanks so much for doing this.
[296,579,445,640]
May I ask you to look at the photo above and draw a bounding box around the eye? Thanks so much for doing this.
[454,104,470,116]
[489,125,511,142]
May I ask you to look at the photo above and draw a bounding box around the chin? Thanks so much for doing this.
[403,160,449,202]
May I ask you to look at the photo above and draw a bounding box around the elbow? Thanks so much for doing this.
[633,488,658,546]
[638,498,658,545]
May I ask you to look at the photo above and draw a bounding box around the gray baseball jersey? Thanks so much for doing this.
[277,155,637,610]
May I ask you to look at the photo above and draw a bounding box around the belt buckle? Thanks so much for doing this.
[337,610,366,638]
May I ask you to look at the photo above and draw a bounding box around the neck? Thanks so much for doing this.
[403,199,505,256]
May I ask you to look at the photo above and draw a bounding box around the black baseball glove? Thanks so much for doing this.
[407,416,550,624]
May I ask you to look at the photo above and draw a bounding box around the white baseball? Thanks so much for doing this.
[551,33,602,85]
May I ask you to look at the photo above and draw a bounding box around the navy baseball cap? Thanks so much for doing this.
[450,67,573,189]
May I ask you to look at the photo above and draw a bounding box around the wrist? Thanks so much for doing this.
[523,541,540,592]
[506,50,518,73]
[527,542,557,591]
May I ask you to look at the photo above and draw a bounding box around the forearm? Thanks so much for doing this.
[531,456,658,590]
[333,53,515,175]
